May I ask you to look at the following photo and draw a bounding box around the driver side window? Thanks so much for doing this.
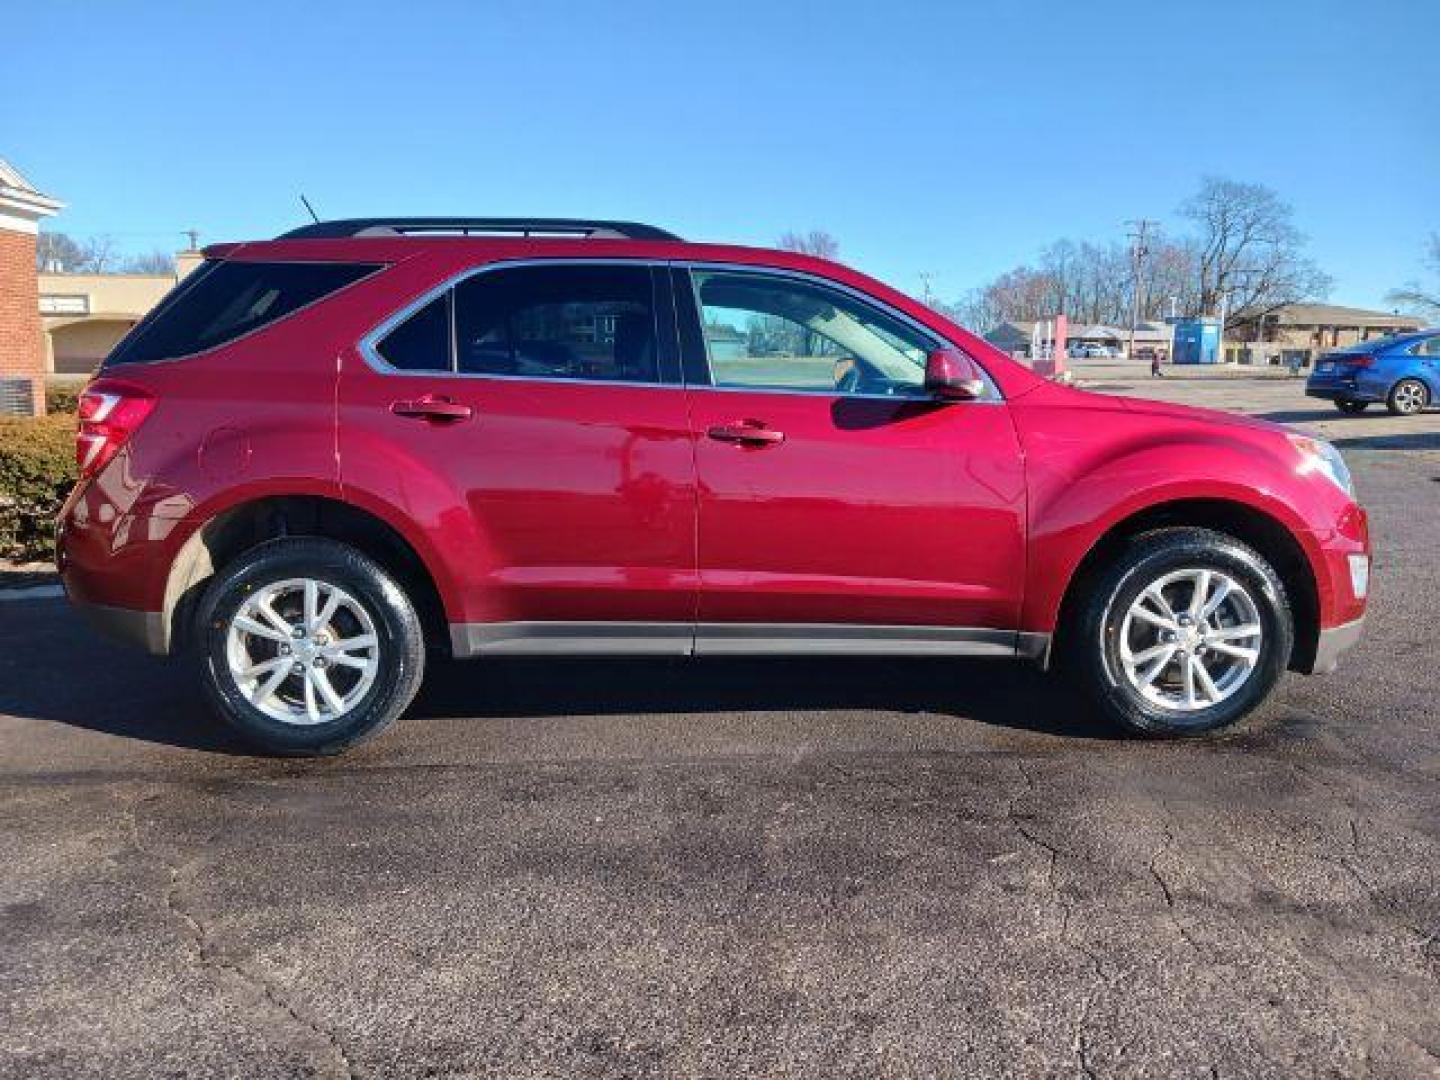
[691,269,933,396]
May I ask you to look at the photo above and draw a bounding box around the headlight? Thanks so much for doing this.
[1287,433,1354,498]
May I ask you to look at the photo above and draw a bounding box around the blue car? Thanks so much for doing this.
[1306,329,1440,415]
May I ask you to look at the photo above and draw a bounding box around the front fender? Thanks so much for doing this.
[1013,393,1341,634]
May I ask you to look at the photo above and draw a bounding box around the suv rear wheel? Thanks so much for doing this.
[1069,528,1293,736]
[196,538,425,755]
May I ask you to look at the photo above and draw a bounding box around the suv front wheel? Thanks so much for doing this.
[1069,527,1294,736]
[196,538,425,755]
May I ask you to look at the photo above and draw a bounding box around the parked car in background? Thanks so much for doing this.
[1306,329,1440,415]
[57,218,1370,755]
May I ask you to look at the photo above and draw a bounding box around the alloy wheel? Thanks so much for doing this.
[225,577,381,725]
[1393,380,1428,415]
[1114,567,1263,712]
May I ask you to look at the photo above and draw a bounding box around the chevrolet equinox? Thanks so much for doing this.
[56,218,1370,754]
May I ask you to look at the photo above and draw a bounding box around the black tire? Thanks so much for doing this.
[1066,527,1293,737]
[1335,399,1369,414]
[195,538,425,756]
[1386,378,1430,416]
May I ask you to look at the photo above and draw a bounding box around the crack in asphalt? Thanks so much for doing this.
[1147,807,1206,959]
[1008,760,1111,1080]
[119,788,359,1079]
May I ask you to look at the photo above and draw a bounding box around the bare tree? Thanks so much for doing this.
[36,231,178,276]
[78,235,122,273]
[773,230,843,354]
[1385,234,1440,321]
[36,231,87,272]
[122,250,177,274]
[1179,177,1330,338]
[955,178,1331,338]
[778,229,840,262]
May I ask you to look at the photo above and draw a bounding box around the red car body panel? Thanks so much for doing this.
[338,351,698,625]
[687,389,1026,627]
[55,234,1368,669]
[1010,383,1368,634]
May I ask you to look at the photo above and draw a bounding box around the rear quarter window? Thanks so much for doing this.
[104,260,381,367]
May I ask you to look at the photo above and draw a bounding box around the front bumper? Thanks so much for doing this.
[1309,616,1365,674]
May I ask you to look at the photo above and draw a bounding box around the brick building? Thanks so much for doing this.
[0,158,62,416]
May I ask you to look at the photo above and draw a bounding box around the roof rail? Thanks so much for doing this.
[277,217,682,241]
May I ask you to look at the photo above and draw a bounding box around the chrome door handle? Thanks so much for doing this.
[707,420,785,446]
[390,395,473,422]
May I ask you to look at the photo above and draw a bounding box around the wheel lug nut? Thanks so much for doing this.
[292,626,306,639]
[280,644,291,656]
[313,657,326,669]
[291,662,304,674]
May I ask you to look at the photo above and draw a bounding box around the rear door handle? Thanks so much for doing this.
[706,420,785,446]
[390,394,473,422]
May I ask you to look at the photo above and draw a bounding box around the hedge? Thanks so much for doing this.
[0,413,76,562]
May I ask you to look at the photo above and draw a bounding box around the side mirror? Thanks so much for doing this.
[924,349,987,401]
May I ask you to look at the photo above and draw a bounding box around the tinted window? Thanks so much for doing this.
[1411,335,1440,357]
[691,270,933,396]
[105,261,379,367]
[376,293,451,371]
[453,265,659,382]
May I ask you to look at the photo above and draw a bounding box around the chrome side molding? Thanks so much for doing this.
[449,621,1051,661]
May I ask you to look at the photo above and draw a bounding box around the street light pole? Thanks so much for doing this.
[1125,219,1155,361]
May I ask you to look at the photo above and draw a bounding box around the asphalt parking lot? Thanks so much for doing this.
[2,374,1437,1078]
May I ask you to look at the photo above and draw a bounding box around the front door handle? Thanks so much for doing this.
[390,394,473,422]
[707,419,785,446]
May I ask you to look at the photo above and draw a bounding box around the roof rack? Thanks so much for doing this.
[277,217,682,241]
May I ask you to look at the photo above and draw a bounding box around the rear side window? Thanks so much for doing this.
[105,260,380,367]
[376,293,451,371]
[369,263,662,383]
[454,265,659,382]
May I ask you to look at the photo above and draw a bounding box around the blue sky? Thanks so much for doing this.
[4,0,1435,310]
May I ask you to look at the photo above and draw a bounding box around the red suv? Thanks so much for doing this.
[56,218,1370,754]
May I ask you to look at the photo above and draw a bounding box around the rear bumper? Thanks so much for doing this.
[69,596,169,655]
[1308,615,1365,675]
[1306,384,1380,402]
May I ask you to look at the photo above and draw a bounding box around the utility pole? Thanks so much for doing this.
[1125,219,1155,361]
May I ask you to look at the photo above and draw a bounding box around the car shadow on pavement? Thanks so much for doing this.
[411,655,1120,741]
[1257,408,1440,450]
[3,599,1116,754]
[0,599,255,755]
[1256,408,1359,424]
[1327,431,1440,451]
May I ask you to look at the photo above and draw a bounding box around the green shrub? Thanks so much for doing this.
[45,383,82,415]
[0,414,76,562]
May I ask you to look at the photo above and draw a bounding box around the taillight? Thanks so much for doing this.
[1341,356,1375,370]
[76,384,155,480]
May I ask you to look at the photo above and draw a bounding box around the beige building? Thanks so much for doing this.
[984,319,1174,359]
[42,252,203,376]
[1225,303,1426,365]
